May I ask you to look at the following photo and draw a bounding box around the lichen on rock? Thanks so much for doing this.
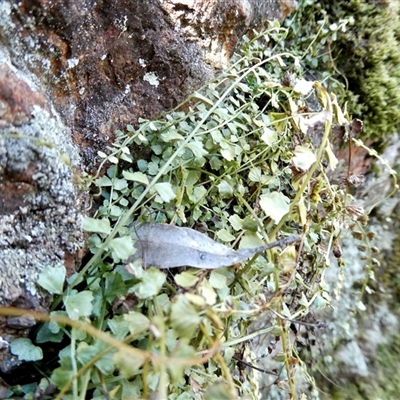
[0,52,83,321]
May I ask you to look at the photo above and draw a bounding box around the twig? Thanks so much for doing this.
[270,309,327,329]
[232,356,279,376]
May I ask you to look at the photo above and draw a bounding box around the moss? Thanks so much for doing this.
[383,209,400,302]
[328,331,400,399]
[285,0,400,142]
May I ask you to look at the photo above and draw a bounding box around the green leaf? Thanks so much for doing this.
[211,129,223,144]
[161,129,184,142]
[110,204,123,217]
[122,171,149,185]
[149,121,158,131]
[108,316,131,340]
[64,290,93,320]
[229,214,243,231]
[10,338,43,361]
[36,322,64,343]
[298,196,307,226]
[216,229,235,242]
[174,271,200,288]
[274,353,287,362]
[188,185,207,203]
[147,372,163,391]
[83,217,111,234]
[204,382,233,400]
[210,156,223,170]
[104,272,127,302]
[108,155,119,164]
[119,197,129,207]
[281,302,291,318]
[299,292,309,307]
[124,311,150,336]
[209,271,227,289]
[48,311,67,334]
[151,144,163,155]
[259,192,290,224]
[120,152,133,163]
[312,295,327,309]
[242,217,258,232]
[249,166,262,182]
[77,340,115,375]
[121,380,142,398]
[113,178,128,190]
[148,160,160,175]
[179,120,192,132]
[51,359,74,388]
[114,351,146,379]
[133,268,166,299]
[167,342,197,385]
[95,175,112,186]
[109,236,135,260]
[186,170,201,185]
[217,180,233,198]
[220,141,236,161]
[239,233,264,249]
[170,296,200,339]
[187,140,208,158]
[37,264,66,294]
[269,112,287,133]
[261,127,278,146]
[193,91,214,105]
[153,182,176,202]
[137,159,148,172]
[185,293,206,307]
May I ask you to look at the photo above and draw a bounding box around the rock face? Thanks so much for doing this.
[1,0,213,170]
[0,59,83,292]
[159,0,293,68]
[0,52,84,373]
[1,0,294,170]
[0,0,293,375]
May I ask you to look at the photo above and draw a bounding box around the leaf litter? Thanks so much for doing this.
[129,222,300,269]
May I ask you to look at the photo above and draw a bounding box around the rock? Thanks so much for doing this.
[159,0,296,68]
[0,0,295,171]
[0,53,84,372]
[1,0,214,171]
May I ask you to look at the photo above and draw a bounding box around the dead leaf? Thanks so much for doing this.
[128,223,299,269]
